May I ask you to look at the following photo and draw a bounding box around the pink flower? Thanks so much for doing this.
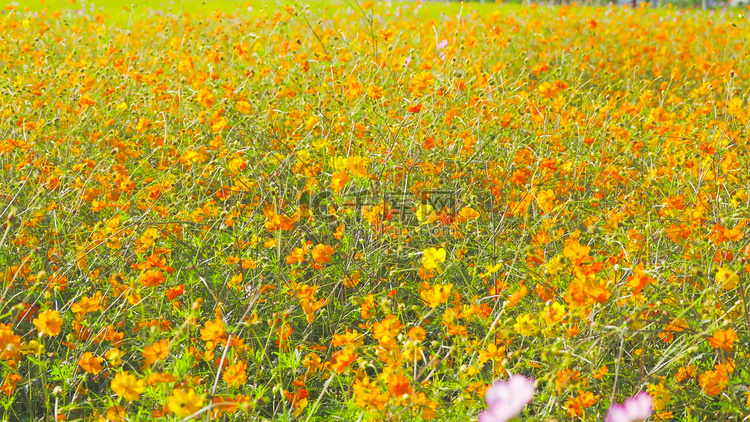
[606,392,653,422]
[478,375,535,422]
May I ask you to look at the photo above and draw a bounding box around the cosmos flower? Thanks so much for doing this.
[605,392,653,422]
[422,247,446,271]
[478,375,536,422]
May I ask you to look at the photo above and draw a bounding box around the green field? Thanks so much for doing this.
[17,0,523,24]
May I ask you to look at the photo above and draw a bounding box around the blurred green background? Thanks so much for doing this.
[11,0,744,26]
[15,0,522,24]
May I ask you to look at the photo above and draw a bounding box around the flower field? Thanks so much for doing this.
[1,0,750,420]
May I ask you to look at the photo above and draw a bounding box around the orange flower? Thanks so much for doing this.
[105,406,126,421]
[331,170,350,193]
[311,244,334,265]
[708,327,736,351]
[346,156,369,178]
[387,374,411,396]
[143,340,169,365]
[200,317,226,343]
[478,343,505,365]
[0,324,21,361]
[139,270,165,287]
[235,100,252,114]
[222,361,248,388]
[511,167,531,185]
[165,284,185,301]
[457,206,480,222]
[674,365,696,383]
[592,365,608,379]
[407,326,426,342]
[366,85,385,99]
[71,292,103,315]
[565,391,597,417]
[33,310,62,336]
[626,263,655,295]
[506,285,528,308]
[372,315,403,347]
[353,376,387,411]
[331,329,364,348]
[562,238,590,264]
[78,352,104,375]
[330,347,357,373]
[286,247,306,265]
[699,363,732,396]
[407,103,423,113]
[0,373,21,397]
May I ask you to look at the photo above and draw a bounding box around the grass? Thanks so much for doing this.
[17,0,524,25]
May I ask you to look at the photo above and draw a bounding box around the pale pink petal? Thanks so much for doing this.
[624,392,653,421]
[478,404,517,422]
[606,405,631,422]
[481,375,535,421]
[485,380,512,407]
[507,374,536,404]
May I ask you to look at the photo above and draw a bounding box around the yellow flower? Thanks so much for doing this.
[457,206,480,222]
[71,292,103,315]
[346,156,369,178]
[167,388,204,418]
[416,203,436,223]
[541,302,566,326]
[19,340,44,356]
[647,381,672,412]
[366,85,385,99]
[420,283,453,308]
[478,343,505,365]
[546,254,565,276]
[484,262,502,275]
[332,156,348,171]
[105,348,124,367]
[715,267,739,290]
[513,314,540,336]
[422,247,446,271]
[111,371,145,402]
[235,100,252,114]
[33,310,62,336]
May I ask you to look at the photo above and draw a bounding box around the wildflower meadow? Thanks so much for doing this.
[0,0,749,420]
